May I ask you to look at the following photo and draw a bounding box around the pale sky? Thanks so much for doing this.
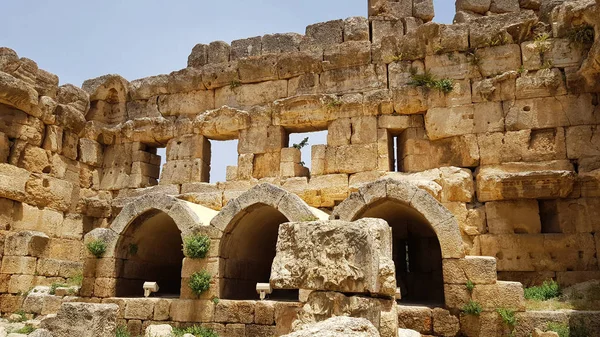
[2,0,455,183]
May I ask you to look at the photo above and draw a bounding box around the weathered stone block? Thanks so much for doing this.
[442,256,497,284]
[1,256,37,275]
[486,200,541,234]
[476,161,575,201]
[40,302,118,337]
[214,300,254,324]
[432,308,460,337]
[270,218,396,296]
[539,198,600,234]
[4,231,49,257]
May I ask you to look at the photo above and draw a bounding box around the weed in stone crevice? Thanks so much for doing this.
[466,280,475,292]
[461,300,482,316]
[184,234,211,259]
[408,69,454,94]
[188,270,212,296]
[547,322,570,337]
[496,307,517,336]
[524,279,561,301]
[229,79,241,89]
[86,239,107,258]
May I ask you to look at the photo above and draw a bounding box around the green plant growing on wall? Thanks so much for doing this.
[524,280,561,301]
[115,325,131,337]
[49,282,68,295]
[184,234,211,259]
[408,69,454,94]
[497,307,517,336]
[86,239,107,258]
[230,79,241,89]
[567,25,595,45]
[391,52,405,62]
[189,270,211,296]
[173,325,218,337]
[466,280,475,292]
[128,243,138,256]
[13,325,35,334]
[461,300,482,316]
[326,99,342,109]
[547,322,570,337]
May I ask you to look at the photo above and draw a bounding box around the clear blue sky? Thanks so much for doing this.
[1,0,455,183]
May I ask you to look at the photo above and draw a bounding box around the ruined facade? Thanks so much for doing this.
[0,0,599,336]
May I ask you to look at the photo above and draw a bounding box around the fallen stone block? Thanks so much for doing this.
[270,219,396,297]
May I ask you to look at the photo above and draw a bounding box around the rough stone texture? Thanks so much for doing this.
[40,302,118,337]
[270,219,396,296]
[283,316,380,337]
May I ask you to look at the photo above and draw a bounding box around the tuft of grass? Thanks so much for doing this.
[49,282,68,295]
[68,272,83,287]
[547,322,570,337]
[212,296,220,305]
[524,280,561,301]
[10,310,27,322]
[86,239,107,258]
[391,53,405,62]
[408,69,454,94]
[173,325,218,337]
[184,234,211,259]
[229,80,241,89]
[189,271,212,296]
[567,25,595,45]
[466,280,475,292]
[326,100,342,109]
[461,300,482,316]
[496,308,517,329]
[13,324,35,334]
[115,325,131,337]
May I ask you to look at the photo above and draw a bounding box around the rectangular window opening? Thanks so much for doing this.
[287,130,328,177]
[209,139,239,184]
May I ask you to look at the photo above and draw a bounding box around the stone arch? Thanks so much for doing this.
[211,183,326,300]
[332,178,464,304]
[84,193,218,298]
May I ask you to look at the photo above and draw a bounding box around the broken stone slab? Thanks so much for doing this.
[284,316,380,337]
[40,302,118,337]
[0,72,40,117]
[145,324,173,337]
[270,218,396,297]
[476,161,576,202]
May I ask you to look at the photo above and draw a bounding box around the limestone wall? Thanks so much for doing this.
[0,0,598,319]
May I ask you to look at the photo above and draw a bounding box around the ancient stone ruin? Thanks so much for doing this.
[0,0,599,336]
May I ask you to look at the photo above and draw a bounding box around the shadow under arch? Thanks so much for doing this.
[331,178,464,305]
[211,183,326,300]
[115,209,184,297]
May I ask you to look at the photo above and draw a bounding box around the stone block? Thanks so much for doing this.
[238,54,279,83]
[432,308,460,337]
[188,44,208,68]
[124,298,157,320]
[442,256,497,284]
[397,306,432,334]
[475,44,522,77]
[4,231,49,257]
[1,256,37,274]
[515,68,567,99]
[504,94,596,131]
[490,0,520,13]
[486,200,541,234]
[0,163,30,202]
[270,218,396,296]
[215,79,287,109]
[424,103,503,140]
[477,129,567,165]
[343,17,369,42]
[399,129,480,172]
[320,64,387,95]
[566,125,600,159]
[425,53,474,80]
[207,41,230,64]
[40,302,118,337]
[323,41,371,71]
[456,0,491,13]
[230,36,262,60]
[166,135,211,161]
[255,300,275,325]
[522,38,586,70]
[325,144,378,174]
[78,139,103,167]
[262,33,302,54]
[305,20,344,45]
[157,90,215,116]
[413,0,434,21]
[476,161,575,202]
[472,281,525,311]
[539,198,600,233]
[160,159,209,185]
[214,300,254,324]
[201,61,239,90]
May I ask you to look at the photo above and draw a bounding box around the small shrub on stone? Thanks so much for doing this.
[466,280,475,292]
[547,322,570,337]
[461,300,482,316]
[184,234,211,259]
[13,325,35,334]
[68,272,83,286]
[408,69,454,94]
[86,239,107,258]
[173,325,218,337]
[189,270,211,296]
[496,308,517,329]
[524,280,561,301]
